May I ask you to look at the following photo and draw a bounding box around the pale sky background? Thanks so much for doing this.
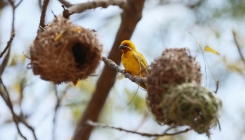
[0,0,245,140]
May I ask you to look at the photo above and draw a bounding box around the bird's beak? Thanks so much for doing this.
[119,45,127,49]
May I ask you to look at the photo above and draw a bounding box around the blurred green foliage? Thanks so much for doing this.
[214,0,245,19]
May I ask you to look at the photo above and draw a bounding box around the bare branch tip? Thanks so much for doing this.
[39,0,51,28]
[51,10,57,19]
[62,4,74,19]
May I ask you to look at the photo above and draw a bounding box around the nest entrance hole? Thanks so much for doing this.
[72,43,89,68]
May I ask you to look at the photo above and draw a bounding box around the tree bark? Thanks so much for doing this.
[73,0,145,139]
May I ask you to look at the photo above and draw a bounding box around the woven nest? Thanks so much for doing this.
[162,83,222,136]
[146,48,202,125]
[29,16,102,84]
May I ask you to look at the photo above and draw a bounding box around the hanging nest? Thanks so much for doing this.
[146,48,202,125]
[161,83,222,136]
[29,16,102,84]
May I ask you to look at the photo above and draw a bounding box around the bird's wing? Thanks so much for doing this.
[133,51,149,77]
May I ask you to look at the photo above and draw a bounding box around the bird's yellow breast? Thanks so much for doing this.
[121,51,141,76]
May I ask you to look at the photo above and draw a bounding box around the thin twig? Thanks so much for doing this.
[7,0,14,7]
[52,85,66,140]
[52,85,59,140]
[39,0,50,28]
[8,0,23,33]
[87,120,191,137]
[15,0,23,8]
[0,78,27,140]
[19,77,26,117]
[232,31,245,66]
[19,116,37,140]
[189,32,208,86]
[14,120,27,140]
[0,46,11,76]
[0,1,19,76]
[0,33,15,58]
[2,0,22,77]
[102,57,147,84]
[67,0,126,14]
[162,125,176,134]
[214,80,219,94]
[115,112,149,140]
[1,0,22,76]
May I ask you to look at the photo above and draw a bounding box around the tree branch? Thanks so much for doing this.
[102,57,147,83]
[1,0,22,76]
[0,1,37,139]
[39,0,50,28]
[0,79,26,140]
[58,0,73,7]
[15,0,23,8]
[67,0,126,14]
[73,0,145,139]
[0,33,14,58]
[0,34,14,77]
[0,78,37,140]
[87,120,191,137]
[1,0,22,77]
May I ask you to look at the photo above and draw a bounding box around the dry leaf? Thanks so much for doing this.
[204,46,220,55]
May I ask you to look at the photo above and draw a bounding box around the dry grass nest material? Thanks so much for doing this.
[146,48,222,136]
[146,48,202,125]
[29,16,102,84]
[162,83,222,136]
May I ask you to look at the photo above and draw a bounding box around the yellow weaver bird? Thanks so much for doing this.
[119,40,149,89]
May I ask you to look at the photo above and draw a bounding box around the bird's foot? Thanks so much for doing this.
[122,70,136,82]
